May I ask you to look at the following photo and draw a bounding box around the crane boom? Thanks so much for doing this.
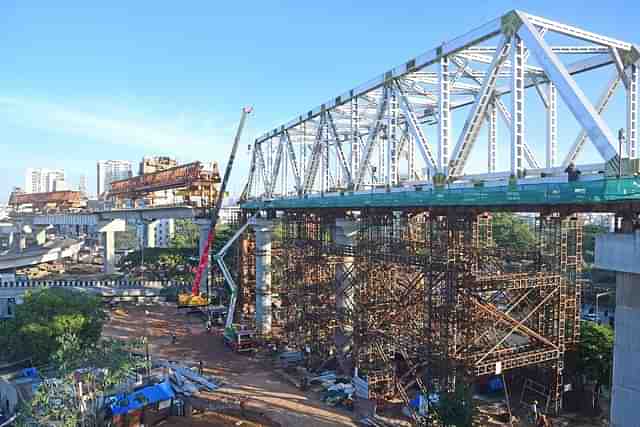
[192,106,253,296]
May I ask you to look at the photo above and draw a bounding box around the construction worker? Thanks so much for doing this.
[531,400,539,424]
[565,163,581,182]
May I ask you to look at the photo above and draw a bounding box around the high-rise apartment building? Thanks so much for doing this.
[25,168,65,193]
[139,156,177,175]
[79,174,88,196]
[97,160,133,197]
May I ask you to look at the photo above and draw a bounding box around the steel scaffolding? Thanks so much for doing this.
[266,209,581,425]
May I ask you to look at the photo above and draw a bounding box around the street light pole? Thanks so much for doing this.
[595,290,614,324]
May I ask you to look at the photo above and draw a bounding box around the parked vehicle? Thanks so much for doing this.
[223,324,256,353]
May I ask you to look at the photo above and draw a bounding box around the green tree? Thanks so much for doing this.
[170,219,199,249]
[492,213,536,251]
[17,336,148,426]
[434,380,475,426]
[115,226,139,250]
[0,288,106,365]
[576,321,613,413]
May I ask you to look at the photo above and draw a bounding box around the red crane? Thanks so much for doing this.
[191,106,253,296]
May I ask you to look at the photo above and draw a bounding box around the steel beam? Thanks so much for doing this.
[268,135,285,196]
[439,56,452,174]
[488,102,497,172]
[511,34,525,175]
[355,89,389,189]
[449,35,511,178]
[327,111,353,187]
[546,83,558,168]
[451,55,540,169]
[522,11,631,50]
[561,73,621,167]
[387,88,400,186]
[284,130,302,194]
[302,115,326,194]
[255,143,270,195]
[518,13,619,166]
[351,97,360,178]
[396,83,438,174]
[628,62,639,159]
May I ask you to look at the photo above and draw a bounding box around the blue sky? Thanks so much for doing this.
[1,1,638,201]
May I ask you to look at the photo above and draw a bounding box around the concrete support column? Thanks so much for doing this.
[595,230,640,427]
[103,231,116,274]
[254,219,274,336]
[334,218,359,326]
[333,218,359,374]
[195,219,212,293]
[139,220,157,248]
[99,220,125,274]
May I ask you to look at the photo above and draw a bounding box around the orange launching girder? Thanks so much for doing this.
[109,161,220,199]
[9,191,83,209]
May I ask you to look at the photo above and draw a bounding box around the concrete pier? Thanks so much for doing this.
[595,230,640,427]
[334,218,358,328]
[254,219,274,336]
[333,218,359,374]
[99,219,126,274]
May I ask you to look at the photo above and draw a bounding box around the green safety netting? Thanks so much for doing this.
[241,177,640,210]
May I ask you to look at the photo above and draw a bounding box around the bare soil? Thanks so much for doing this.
[103,303,358,427]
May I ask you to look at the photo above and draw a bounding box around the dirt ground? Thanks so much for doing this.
[103,303,359,427]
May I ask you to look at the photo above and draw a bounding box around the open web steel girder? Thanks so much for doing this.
[242,10,639,204]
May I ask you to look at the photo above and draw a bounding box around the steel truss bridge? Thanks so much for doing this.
[229,10,640,425]
[241,10,640,212]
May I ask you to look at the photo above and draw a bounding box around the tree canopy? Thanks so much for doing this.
[0,288,106,366]
[576,321,614,388]
[170,219,199,249]
[492,213,536,251]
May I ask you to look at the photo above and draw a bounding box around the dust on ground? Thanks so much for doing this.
[103,303,358,427]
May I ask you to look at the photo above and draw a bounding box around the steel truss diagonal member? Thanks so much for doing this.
[450,55,540,170]
[302,114,327,194]
[355,89,389,189]
[395,82,438,175]
[449,35,512,178]
[255,143,271,195]
[283,130,303,194]
[327,111,354,187]
[517,12,620,169]
[268,135,285,197]
[241,147,257,200]
[562,72,621,167]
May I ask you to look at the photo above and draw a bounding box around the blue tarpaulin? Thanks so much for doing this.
[109,381,175,416]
